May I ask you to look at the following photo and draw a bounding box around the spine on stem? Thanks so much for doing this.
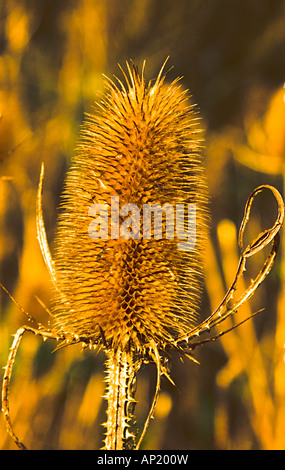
[103,349,139,450]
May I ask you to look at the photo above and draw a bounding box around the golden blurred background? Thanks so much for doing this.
[0,0,285,450]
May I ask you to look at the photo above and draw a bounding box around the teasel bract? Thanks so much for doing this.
[51,59,208,449]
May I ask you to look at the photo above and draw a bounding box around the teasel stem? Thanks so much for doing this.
[103,348,140,450]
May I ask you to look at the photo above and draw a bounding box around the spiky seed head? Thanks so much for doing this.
[52,60,208,355]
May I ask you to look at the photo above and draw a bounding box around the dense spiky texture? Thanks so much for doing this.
[52,61,208,449]
[52,61,208,354]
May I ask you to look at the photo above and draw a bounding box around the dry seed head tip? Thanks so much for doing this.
[52,60,208,356]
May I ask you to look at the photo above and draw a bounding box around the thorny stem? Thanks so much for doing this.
[103,349,140,450]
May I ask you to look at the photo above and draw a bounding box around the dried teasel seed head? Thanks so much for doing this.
[52,60,209,355]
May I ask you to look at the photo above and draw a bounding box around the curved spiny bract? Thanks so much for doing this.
[52,60,208,357]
